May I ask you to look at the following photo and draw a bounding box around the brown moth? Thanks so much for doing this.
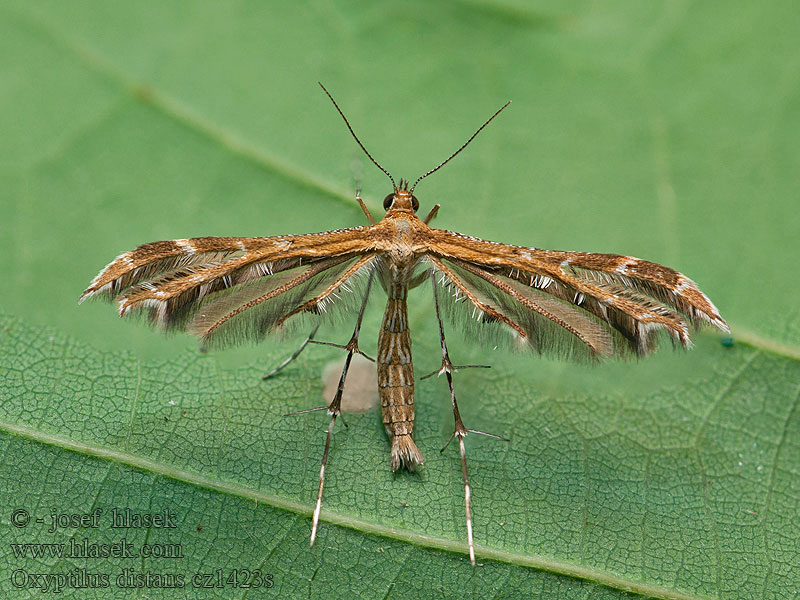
[81,83,729,565]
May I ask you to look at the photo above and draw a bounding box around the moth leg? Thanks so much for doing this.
[429,272,508,566]
[262,324,320,379]
[418,262,490,378]
[308,339,375,363]
[355,186,377,225]
[304,271,375,546]
[419,362,490,381]
[423,203,440,225]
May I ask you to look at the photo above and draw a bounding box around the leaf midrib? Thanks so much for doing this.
[0,418,710,600]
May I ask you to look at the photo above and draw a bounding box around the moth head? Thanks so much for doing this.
[384,179,419,212]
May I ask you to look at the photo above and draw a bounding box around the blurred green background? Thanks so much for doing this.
[1,2,798,599]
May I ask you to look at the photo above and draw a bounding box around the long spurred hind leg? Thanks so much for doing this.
[429,272,507,565]
[294,271,375,546]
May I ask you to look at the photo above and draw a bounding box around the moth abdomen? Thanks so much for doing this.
[377,276,423,471]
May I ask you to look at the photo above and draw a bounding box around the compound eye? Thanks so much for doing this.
[411,194,419,211]
[383,193,395,210]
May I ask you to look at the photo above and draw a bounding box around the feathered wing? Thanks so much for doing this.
[428,255,617,360]
[427,229,728,359]
[188,254,377,348]
[80,231,378,347]
[79,228,372,303]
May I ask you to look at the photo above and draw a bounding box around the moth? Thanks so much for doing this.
[81,83,729,565]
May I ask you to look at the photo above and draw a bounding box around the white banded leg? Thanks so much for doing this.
[429,271,507,565]
[294,271,375,546]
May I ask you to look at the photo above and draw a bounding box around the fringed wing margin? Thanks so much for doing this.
[430,230,728,351]
[427,242,728,360]
[505,253,729,356]
[79,229,372,305]
[428,256,617,361]
[188,254,377,349]
[80,235,379,348]
[560,253,729,332]
[81,237,268,302]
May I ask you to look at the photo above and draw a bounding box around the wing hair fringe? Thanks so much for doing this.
[440,258,697,359]
[186,256,377,349]
[80,251,241,302]
[432,260,616,361]
[118,255,339,331]
[492,264,697,354]
[567,266,725,330]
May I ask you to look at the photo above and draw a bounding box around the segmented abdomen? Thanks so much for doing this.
[378,277,424,471]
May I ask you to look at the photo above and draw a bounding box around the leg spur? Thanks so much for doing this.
[428,271,508,565]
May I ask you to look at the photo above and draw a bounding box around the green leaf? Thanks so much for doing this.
[1,2,798,599]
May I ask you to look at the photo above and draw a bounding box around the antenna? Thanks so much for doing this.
[411,100,511,193]
[319,82,396,189]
